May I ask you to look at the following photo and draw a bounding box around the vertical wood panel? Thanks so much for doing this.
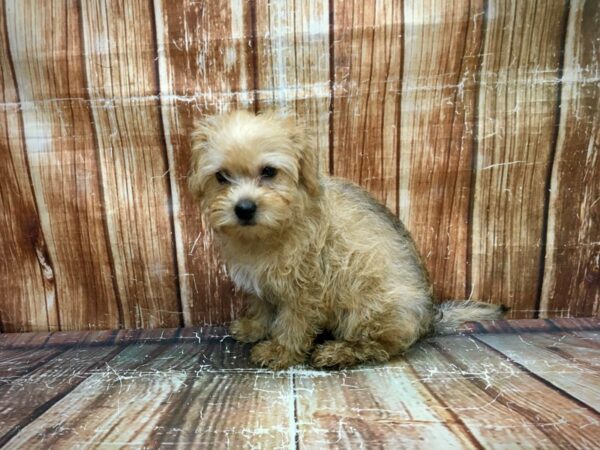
[540,0,600,317]
[5,0,120,330]
[0,6,55,332]
[470,0,567,317]
[153,0,255,325]
[331,0,401,212]
[79,0,180,328]
[254,0,330,171]
[399,0,484,301]
[1,0,599,330]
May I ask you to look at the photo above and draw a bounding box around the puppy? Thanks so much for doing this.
[188,110,505,369]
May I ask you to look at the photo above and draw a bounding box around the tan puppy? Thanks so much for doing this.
[189,110,505,370]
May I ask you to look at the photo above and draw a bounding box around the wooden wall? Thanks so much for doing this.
[0,0,598,332]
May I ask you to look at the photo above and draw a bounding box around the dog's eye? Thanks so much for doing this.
[261,166,278,178]
[215,171,229,184]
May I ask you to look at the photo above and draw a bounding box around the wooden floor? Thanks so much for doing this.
[0,318,599,449]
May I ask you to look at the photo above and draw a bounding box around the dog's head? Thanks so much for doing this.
[188,110,321,240]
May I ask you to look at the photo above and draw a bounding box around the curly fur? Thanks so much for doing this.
[189,110,505,370]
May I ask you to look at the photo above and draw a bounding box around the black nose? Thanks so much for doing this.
[234,199,257,222]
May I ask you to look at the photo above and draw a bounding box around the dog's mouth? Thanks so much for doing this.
[238,219,257,227]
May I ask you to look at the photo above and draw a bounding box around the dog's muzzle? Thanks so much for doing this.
[234,199,257,225]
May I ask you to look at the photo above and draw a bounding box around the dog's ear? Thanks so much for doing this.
[291,126,322,197]
[188,116,216,199]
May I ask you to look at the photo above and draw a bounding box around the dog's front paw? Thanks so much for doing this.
[311,341,355,368]
[229,318,268,343]
[250,340,304,370]
[311,340,389,368]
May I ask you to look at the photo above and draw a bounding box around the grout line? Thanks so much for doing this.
[534,0,571,319]
[292,370,300,450]
[77,0,124,329]
[327,0,334,175]
[249,0,260,112]
[466,0,489,302]
[395,0,404,218]
[440,0,476,300]
[148,0,185,328]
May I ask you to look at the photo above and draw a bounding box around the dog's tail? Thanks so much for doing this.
[433,300,508,335]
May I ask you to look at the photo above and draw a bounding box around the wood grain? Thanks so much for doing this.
[3,331,292,449]
[540,0,600,318]
[461,316,600,334]
[0,5,54,332]
[469,0,568,317]
[3,371,294,449]
[153,0,253,325]
[0,332,51,349]
[399,0,484,301]
[254,0,331,171]
[0,336,125,446]
[0,346,62,378]
[100,327,254,372]
[1,324,600,447]
[475,331,600,411]
[408,336,600,448]
[4,0,120,330]
[79,0,180,328]
[147,373,293,448]
[2,366,187,449]
[331,0,401,212]
[295,367,476,448]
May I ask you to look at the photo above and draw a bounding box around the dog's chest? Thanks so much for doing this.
[228,263,264,297]
[227,261,293,304]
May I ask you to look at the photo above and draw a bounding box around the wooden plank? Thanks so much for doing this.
[146,373,293,448]
[399,0,484,300]
[550,317,600,331]
[461,317,600,334]
[3,372,293,449]
[0,326,229,349]
[573,330,600,346]
[102,327,254,372]
[295,367,478,448]
[254,0,330,170]
[79,0,180,328]
[0,332,51,350]
[0,335,126,446]
[407,336,600,448]
[540,0,600,318]
[153,0,253,325]
[0,347,62,378]
[331,0,401,212]
[0,4,55,333]
[4,0,120,330]
[469,0,568,317]
[3,339,292,448]
[475,331,600,411]
[1,329,122,379]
